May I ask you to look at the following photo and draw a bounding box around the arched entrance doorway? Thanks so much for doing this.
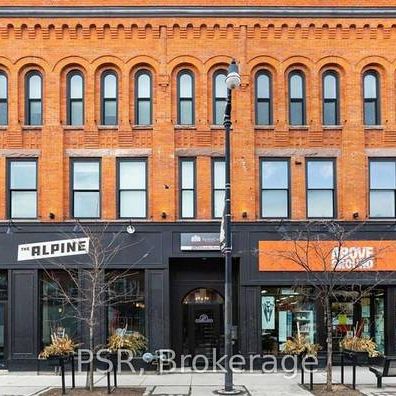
[182,288,224,362]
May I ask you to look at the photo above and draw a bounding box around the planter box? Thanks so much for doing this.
[343,349,370,365]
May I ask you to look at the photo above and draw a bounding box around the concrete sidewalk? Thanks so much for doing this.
[0,367,396,395]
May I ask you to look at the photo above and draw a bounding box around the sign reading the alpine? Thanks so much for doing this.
[17,237,90,261]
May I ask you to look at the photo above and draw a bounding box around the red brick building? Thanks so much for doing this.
[0,1,396,369]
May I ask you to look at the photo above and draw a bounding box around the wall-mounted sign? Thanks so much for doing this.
[195,314,214,324]
[180,233,220,251]
[17,237,90,262]
[259,240,396,272]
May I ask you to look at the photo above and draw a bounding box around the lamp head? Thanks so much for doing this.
[225,60,241,90]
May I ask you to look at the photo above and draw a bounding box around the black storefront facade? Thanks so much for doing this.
[1,221,396,370]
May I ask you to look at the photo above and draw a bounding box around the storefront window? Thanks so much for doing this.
[41,271,78,346]
[107,271,145,337]
[261,288,316,355]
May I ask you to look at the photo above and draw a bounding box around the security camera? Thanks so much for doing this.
[126,225,136,234]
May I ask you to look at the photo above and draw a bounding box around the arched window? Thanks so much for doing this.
[135,70,152,125]
[256,71,272,125]
[363,71,380,126]
[67,71,84,126]
[26,71,42,126]
[101,71,118,126]
[177,70,194,125]
[288,71,306,126]
[323,71,340,125]
[0,73,8,125]
[213,70,227,125]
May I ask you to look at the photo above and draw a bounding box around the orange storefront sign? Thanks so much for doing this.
[259,240,396,272]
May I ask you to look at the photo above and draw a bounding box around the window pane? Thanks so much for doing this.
[179,73,193,98]
[215,100,226,125]
[262,161,288,189]
[257,101,270,125]
[215,73,227,98]
[181,190,194,218]
[307,161,334,189]
[257,74,270,99]
[29,74,41,99]
[370,161,396,189]
[104,100,117,125]
[370,191,395,218]
[137,101,151,125]
[181,161,194,189]
[214,190,225,218]
[138,73,151,98]
[364,101,377,125]
[70,74,83,99]
[71,101,83,125]
[29,101,42,125]
[11,191,37,218]
[364,74,378,99]
[290,102,304,125]
[214,161,225,189]
[179,100,193,125]
[0,102,7,125]
[120,191,146,218]
[324,74,337,99]
[104,73,117,98]
[262,190,288,218]
[290,74,303,99]
[74,191,100,218]
[307,190,333,218]
[324,101,337,125]
[119,161,146,190]
[0,75,7,99]
[10,161,36,189]
[73,162,99,190]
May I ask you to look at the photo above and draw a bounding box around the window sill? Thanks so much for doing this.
[63,125,84,130]
[255,125,275,130]
[131,125,153,130]
[322,125,343,130]
[289,125,309,130]
[22,125,42,130]
[364,125,384,131]
[0,126,7,130]
[174,125,197,130]
[98,125,119,130]
[210,125,226,130]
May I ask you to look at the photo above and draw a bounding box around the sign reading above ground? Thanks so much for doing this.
[180,233,220,251]
[259,240,396,272]
[17,237,90,261]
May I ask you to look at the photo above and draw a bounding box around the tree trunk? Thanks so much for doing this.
[325,297,333,392]
[85,324,94,391]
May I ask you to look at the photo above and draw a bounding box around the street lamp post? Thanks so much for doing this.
[218,60,241,395]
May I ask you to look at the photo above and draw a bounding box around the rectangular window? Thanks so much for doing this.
[306,159,335,218]
[370,160,396,218]
[180,159,195,218]
[9,160,37,219]
[261,159,289,218]
[118,159,147,219]
[72,160,100,218]
[212,159,225,218]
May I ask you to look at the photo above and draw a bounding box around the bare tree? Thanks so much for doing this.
[261,221,393,392]
[40,222,151,391]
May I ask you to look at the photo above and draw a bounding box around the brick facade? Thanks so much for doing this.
[0,6,395,223]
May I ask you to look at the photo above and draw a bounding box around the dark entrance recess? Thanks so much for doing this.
[169,258,239,364]
[0,272,7,368]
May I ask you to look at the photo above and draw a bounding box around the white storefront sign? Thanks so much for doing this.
[331,246,375,270]
[17,237,90,261]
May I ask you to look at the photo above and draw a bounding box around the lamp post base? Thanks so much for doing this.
[214,388,244,395]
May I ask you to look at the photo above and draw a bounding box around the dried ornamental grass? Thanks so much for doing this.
[282,334,321,356]
[39,334,78,359]
[107,332,147,355]
[340,336,380,357]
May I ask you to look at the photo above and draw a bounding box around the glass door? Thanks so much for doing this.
[0,302,6,367]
